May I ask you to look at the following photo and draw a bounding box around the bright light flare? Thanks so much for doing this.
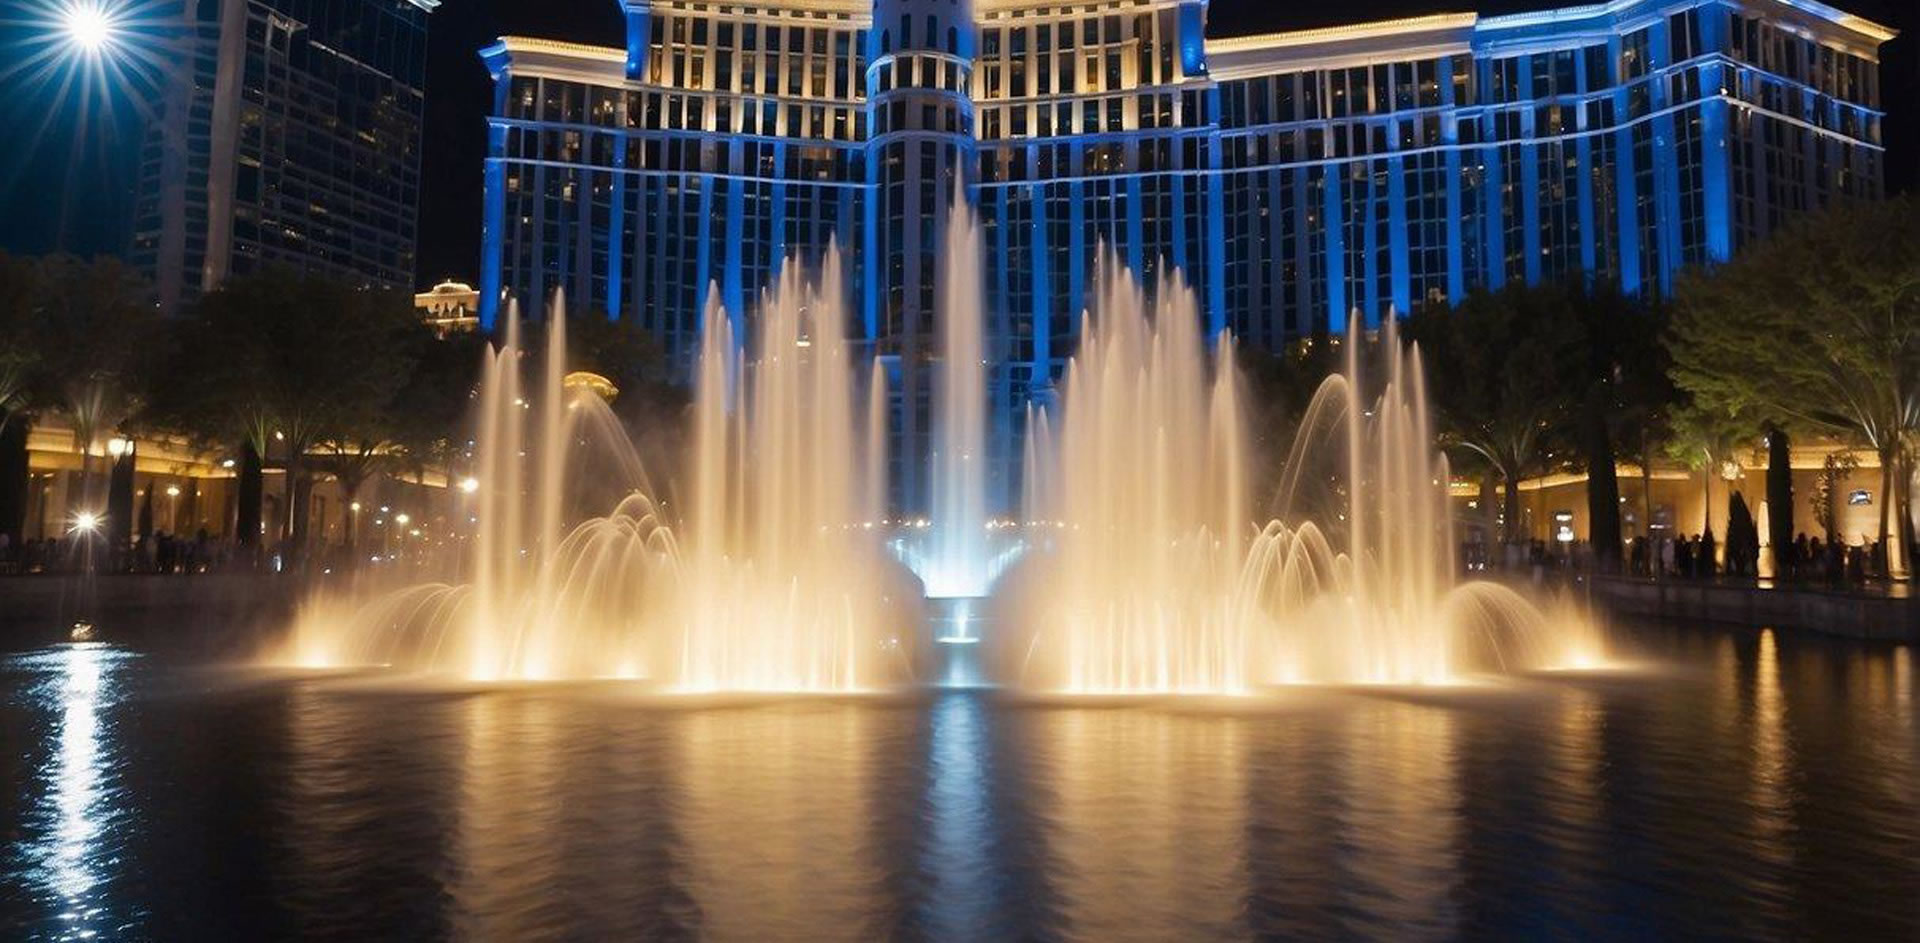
[62,2,116,53]
[4,0,176,202]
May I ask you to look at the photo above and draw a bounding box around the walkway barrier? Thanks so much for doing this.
[1591,576,1919,641]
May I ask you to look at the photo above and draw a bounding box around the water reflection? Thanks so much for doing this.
[5,628,1920,938]
[1748,630,1793,858]
[670,703,889,938]
[279,684,461,938]
[451,694,571,940]
[1039,709,1249,939]
[1333,703,1460,936]
[12,644,134,941]
[921,694,996,937]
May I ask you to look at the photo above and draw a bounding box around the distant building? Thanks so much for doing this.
[131,0,438,314]
[415,279,481,335]
[480,0,1893,510]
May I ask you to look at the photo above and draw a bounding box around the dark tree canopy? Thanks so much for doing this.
[1671,195,1920,573]
[1671,195,1920,453]
[1405,282,1586,543]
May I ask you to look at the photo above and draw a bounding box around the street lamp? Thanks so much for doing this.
[105,436,130,459]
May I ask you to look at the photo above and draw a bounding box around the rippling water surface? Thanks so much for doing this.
[3,625,1917,940]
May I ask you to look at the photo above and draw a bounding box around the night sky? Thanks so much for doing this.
[1,0,1912,285]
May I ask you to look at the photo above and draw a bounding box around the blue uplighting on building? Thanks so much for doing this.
[477,0,1891,508]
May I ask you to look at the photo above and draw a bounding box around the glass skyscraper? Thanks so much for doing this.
[480,0,1891,509]
[131,0,435,313]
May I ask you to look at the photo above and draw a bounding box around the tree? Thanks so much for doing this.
[382,323,488,537]
[1672,196,1920,577]
[1664,401,1760,542]
[308,436,391,553]
[1239,328,1343,515]
[389,324,486,467]
[0,252,41,546]
[1406,283,1584,548]
[27,256,161,519]
[1726,491,1760,578]
[547,309,690,490]
[0,252,39,426]
[561,310,687,423]
[151,270,416,558]
[1766,427,1795,576]
[1569,282,1675,570]
[1811,449,1861,544]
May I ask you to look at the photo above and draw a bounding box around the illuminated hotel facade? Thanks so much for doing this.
[479,0,1891,508]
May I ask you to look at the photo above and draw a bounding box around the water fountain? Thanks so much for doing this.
[1011,255,1598,693]
[287,248,909,691]
[285,207,1595,694]
[893,201,1022,602]
[886,201,1025,686]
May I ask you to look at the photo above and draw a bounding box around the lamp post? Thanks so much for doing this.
[105,436,134,569]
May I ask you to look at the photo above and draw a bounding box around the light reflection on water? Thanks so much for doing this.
[6,644,135,941]
[3,628,1919,940]
[923,693,996,937]
[1041,709,1250,939]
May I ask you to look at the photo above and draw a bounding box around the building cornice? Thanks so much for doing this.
[483,0,1895,87]
[625,0,868,14]
[1207,13,1480,54]
[482,37,628,83]
[1202,0,1893,72]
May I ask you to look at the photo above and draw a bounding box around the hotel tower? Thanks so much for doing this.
[479,0,1891,509]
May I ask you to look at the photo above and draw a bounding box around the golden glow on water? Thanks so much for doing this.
[671,706,882,937]
[1737,628,1799,909]
[1752,629,1791,803]
[11,634,1920,937]
[451,695,568,940]
[1897,645,1912,711]
[1336,705,1461,935]
[1551,688,1604,836]
[1042,709,1250,938]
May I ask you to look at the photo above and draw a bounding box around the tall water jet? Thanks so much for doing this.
[894,200,1023,604]
[1013,258,1250,693]
[676,251,906,691]
[1013,258,1598,693]
[285,248,910,691]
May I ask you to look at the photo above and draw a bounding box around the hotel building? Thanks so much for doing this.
[131,0,436,314]
[478,0,1892,510]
